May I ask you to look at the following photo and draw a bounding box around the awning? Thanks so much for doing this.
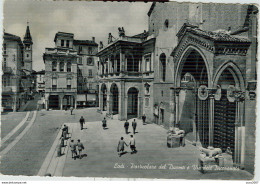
[77,94,86,102]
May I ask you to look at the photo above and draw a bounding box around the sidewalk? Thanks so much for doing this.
[40,117,253,179]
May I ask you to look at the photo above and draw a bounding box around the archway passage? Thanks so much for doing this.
[101,84,107,111]
[127,87,138,119]
[63,95,75,109]
[110,83,119,114]
[49,95,59,109]
[178,48,209,148]
[214,67,237,157]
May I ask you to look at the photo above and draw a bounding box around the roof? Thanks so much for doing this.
[23,25,33,44]
[73,39,98,46]
[131,31,149,39]
[54,32,74,42]
[4,32,23,45]
[177,23,251,43]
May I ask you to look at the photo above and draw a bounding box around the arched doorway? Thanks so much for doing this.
[101,84,107,111]
[49,95,59,109]
[110,83,119,114]
[127,87,138,119]
[176,47,210,147]
[213,65,241,158]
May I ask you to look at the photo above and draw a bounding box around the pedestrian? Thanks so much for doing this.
[124,120,129,134]
[77,139,85,159]
[70,106,74,115]
[102,117,107,130]
[69,140,78,160]
[132,119,137,134]
[62,125,68,139]
[79,116,85,130]
[129,135,137,154]
[117,137,128,157]
[142,114,146,125]
[60,136,65,147]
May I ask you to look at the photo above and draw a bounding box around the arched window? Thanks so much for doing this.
[60,62,64,72]
[67,62,71,72]
[52,61,57,71]
[160,53,166,81]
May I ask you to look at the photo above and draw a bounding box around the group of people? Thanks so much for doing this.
[69,139,85,160]
[124,119,137,134]
[117,135,137,157]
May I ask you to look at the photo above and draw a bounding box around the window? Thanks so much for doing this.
[89,83,92,89]
[52,61,57,71]
[67,78,71,89]
[60,62,64,72]
[78,46,82,54]
[2,77,10,87]
[67,62,71,72]
[88,47,92,55]
[164,19,169,29]
[144,54,151,72]
[160,53,166,82]
[126,54,139,72]
[87,57,94,65]
[3,43,7,54]
[66,40,69,47]
[61,40,64,47]
[78,57,83,64]
[27,54,29,58]
[52,78,57,89]
[89,69,92,77]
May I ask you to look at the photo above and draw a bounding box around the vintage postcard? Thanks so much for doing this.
[0,0,258,181]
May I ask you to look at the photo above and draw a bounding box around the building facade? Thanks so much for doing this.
[97,29,155,120]
[43,32,98,110]
[97,3,257,174]
[73,38,99,107]
[34,70,45,93]
[2,25,34,112]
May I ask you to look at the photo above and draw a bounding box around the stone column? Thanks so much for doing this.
[170,88,176,127]
[74,94,77,109]
[118,81,126,120]
[99,90,103,111]
[175,88,181,127]
[120,52,125,72]
[208,91,215,147]
[138,95,143,118]
[59,94,64,110]
[234,92,245,168]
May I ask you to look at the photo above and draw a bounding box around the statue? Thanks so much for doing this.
[108,33,113,44]
[99,41,103,49]
[118,27,125,37]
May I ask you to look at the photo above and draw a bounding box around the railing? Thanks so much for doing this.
[45,87,77,92]
[45,48,77,55]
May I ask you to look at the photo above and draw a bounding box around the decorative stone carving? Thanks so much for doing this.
[227,85,236,102]
[214,85,222,100]
[198,85,208,100]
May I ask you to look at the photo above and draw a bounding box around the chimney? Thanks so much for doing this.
[92,37,95,42]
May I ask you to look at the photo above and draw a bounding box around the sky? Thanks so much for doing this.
[3,0,152,71]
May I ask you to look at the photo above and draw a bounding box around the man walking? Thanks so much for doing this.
[69,140,78,160]
[142,114,146,125]
[102,117,107,130]
[70,106,74,115]
[132,119,137,134]
[62,125,68,139]
[129,135,137,154]
[77,139,85,159]
[117,137,128,157]
[124,120,129,134]
[79,116,85,130]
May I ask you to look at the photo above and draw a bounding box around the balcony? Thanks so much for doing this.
[45,48,78,56]
[45,87,77,93]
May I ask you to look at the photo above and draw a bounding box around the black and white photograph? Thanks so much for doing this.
[0,0,259,181]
